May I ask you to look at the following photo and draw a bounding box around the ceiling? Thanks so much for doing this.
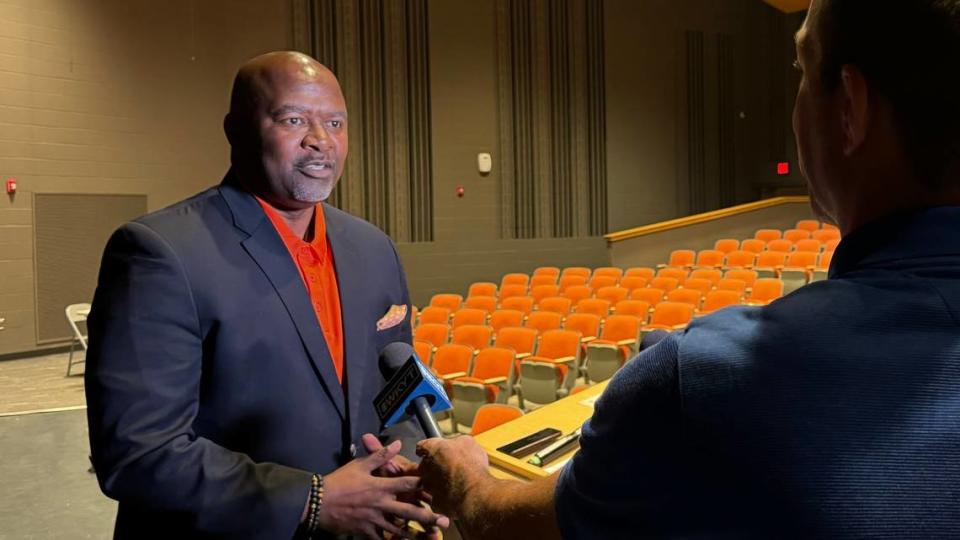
[762,0,810,13]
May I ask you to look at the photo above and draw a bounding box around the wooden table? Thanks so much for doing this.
[475,381,608,481]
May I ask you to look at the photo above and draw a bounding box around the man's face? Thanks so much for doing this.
[792,1,842,223]
[248,63,348,209]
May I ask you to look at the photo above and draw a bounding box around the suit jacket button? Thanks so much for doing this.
[350,443,357,457]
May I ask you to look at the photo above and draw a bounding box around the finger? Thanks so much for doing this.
[363,440,403,472]
[361,433,384,454]
[415,438,438,458]
[381,500,446,528]
[374,515,417,540]
[379,475,422,494]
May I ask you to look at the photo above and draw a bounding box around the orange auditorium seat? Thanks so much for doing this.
[451,324,494,351]
[529,274,558,288]
[562,285,593,306]
[452,308,488,329]
[584,314,642,380]
[414,323,450,349]
[755,229,782,243]
[500,296,535,315]
[745,278,784,305]
[630,287,665,307]
[494,326,538,361]
[471,404,524,435]
[498,284,527,301]
[794,239,823,253]
[418,306,451,326]
[523,329,582,386]
[783,229,811,243]
[530,284,560,305]
[695,250,725,268]
[432,343,474,385]
[464,295,498,314]
[500,273,530,289]
[666,249,696,268]
[680,278,713,296]
[532,266,561,279]
[624,267,656,280]
[823,238,841,252]
[740,239,766,254]
[489,309,525,334]
[430,293,463,311]
[595,286,630,305]
[818,251,834,270]
[561,267,592,279]
[755,251,788,277]
[725,250,756,269]
[558,275,588,292]
[699,290,742,315]
[649,276,680,292]
[414,339,434,365]
[619,276,648,291]
[796,219,820,232]
[563,312,602,342]
[716,278,747,296]
[656,267,689,283]
[666,288,703,308]
[689,268,722,286]
[592,267,624,281]
[524,311,563,334]
[643,302,695,332]
[452,347,516,407]
[468,282,497,298]
[538,296,573,316]
[714,238,740,254]
[765,239,794,253]
[785,251,818,270]
[612,300,651,323]
[588,275,619,292]
[812,229,841,243]
[574,298,612,318]
[724,269,759,288]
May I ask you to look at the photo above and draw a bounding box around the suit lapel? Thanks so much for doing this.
[219,178,346,419]
[324,206,369,434]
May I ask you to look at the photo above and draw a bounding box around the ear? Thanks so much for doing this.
[839,64,870,156]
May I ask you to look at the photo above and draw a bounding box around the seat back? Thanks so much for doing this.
[464,295,498,314]
[558,275,588,292]
[619,276,648,291]
[472,347,516,381]
[563,313,602,340]
[531,284,561,305]
[817,250,834,270]
[666,288,703,307]
[418,306,451,326]
[681,278,713,295]
[498,284,528,301]
[649,302,695,327]
[785,251,818,269]
[65,303,90,349]
[588,275,618,292]
[592,267,624,281]
[414,323,450,348]
[494,327,539,356]
[624,267,655,280]
[430,293,463,311]
[656,267,689,283]
[574,298,612,318]
[524,311,563,334]
[695,249,725,268]
[700,290,741,314]
[725,250,756,268]
[432,343,474,376]
[688,268,722,286]
[612,300,650,322]
[714,238,740,253]
[471,404,524,435]
[740,239,766,254]
[716,278,747,295]
[755,251,788,269]
[500,273,530,289]
[747,278,785,304]
[451,325,493,351]
[562,285,593,305]
[724,269,759,287]
[795,219,820,232]
[595,286,629,305]
[649,276,680,292]
[667,249,696,267]
[452,308,488,328]
[812,229,841,243]
[529,275,558,288]
[413,339,434,365]
[533,266,561,279]
[755,229,782,242]
[823,238,841,252]
[468,282,498,298]
[489,310,525,333]
[783,229,811,243]
[560,267,592,279]
[793,239,822,253]
[500,296,535,314]
[538,296,573,316]
[599,314,642,342]
[765,239,794,253]
[519,362,563,406]
[630,287,665,306]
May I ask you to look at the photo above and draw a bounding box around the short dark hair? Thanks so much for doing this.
[817,0,960,188]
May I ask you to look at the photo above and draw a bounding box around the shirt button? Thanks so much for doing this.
[308,274,318,282]
[350,443,357,457]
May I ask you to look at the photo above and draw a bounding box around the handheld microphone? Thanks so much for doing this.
[374,342,452,439]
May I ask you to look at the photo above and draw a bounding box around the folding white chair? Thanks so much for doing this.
[65,303,91,376]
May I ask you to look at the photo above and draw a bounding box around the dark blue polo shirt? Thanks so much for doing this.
[556,207,960,538]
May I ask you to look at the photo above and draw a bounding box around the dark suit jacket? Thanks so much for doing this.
[85,175,417,539]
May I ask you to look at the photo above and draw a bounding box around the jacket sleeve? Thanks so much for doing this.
[85,221,311,539]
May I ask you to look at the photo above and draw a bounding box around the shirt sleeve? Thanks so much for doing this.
[554,332,683,539]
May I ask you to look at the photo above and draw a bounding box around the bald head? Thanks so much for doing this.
[224,51,349,209]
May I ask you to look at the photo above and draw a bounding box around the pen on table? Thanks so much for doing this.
[528,428,582,467]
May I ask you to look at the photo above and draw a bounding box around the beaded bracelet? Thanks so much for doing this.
[306,473,324,534]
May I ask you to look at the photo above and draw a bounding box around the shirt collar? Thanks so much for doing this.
[829,206,960,278]
[253,196,328,259]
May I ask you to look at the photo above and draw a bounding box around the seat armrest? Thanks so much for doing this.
[441,371,468,381]
[580,336,597,343]
[671,324,688,331]
[549,356,576,365]
[586,341,617,350]
[482,376,508,385]
[616,339,637,346]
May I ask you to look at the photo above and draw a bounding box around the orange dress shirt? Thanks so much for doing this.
[255,198,344,383]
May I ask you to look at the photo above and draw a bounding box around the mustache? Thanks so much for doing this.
[294,157,335,168]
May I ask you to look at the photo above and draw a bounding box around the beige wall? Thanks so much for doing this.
[0,0,290,355]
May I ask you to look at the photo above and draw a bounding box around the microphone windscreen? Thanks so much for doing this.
[379,342,415,380]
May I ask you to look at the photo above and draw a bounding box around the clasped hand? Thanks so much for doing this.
[316,434,449,539]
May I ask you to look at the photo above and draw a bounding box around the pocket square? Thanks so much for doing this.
[377,304,408,331]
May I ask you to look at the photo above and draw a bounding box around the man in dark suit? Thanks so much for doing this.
[416,1,960,538]
[85,51,446,539]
